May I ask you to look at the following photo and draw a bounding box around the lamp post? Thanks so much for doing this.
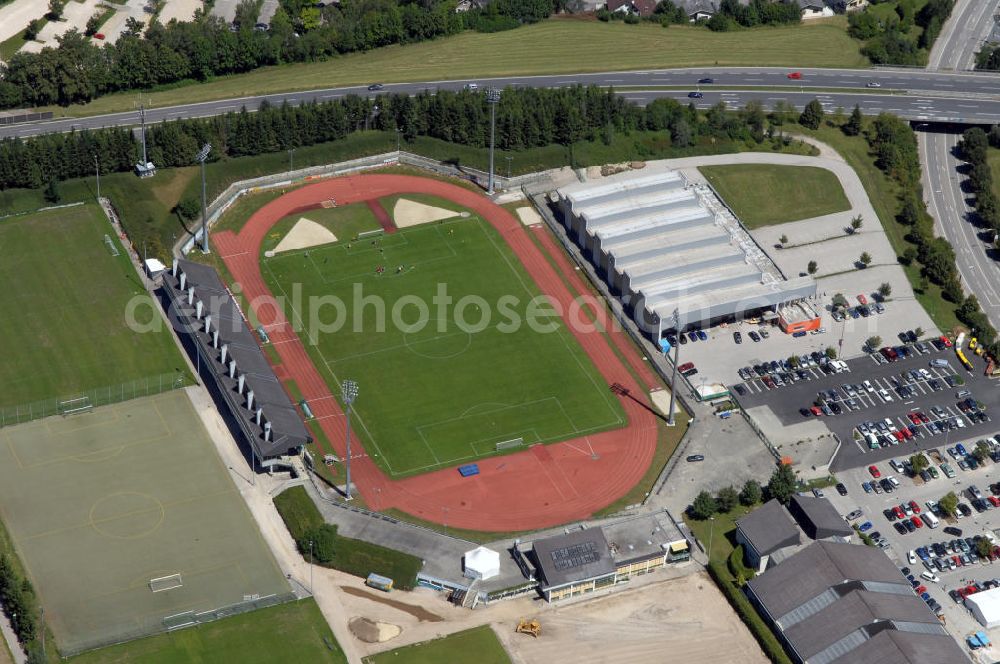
[708,516,716,561]
[486,88,501,195]
[342,379,359,501]
[196,143,212,253]
[667,308,681,426]
[309,539,314,594]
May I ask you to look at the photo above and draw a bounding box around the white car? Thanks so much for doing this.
[919,368,931,380]
[908,550,917,565]
[864,380,875,393]
[867,81,882,88]
[921,571,940,583]
[879,389,893,403]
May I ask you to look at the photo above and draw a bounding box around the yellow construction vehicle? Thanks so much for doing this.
[515,619,541,638]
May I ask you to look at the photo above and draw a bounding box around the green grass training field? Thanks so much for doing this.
[66,599,346,664]
[699,164,852,228]
[0,390,292,655]
[0,203,186,411]
[262,198,625,476]
[364,625,511,664]
[263,203,384,254]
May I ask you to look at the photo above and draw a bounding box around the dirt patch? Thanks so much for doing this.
[340,586,445,622]
[495,571,767,664]
[514,206,543,227]
[159,0,202,23]
[349,616,402,643]
[393,198,460,228]
[273,217,338,253]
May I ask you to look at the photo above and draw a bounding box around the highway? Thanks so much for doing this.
[921,1,1000,329]
[5,66,1000,140]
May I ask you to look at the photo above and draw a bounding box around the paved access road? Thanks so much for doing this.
[6,66,1000,140]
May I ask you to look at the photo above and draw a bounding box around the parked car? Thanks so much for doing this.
[733,331,742,344]
[869,465,881,478]
[749,331,761,342]
[836,483,848,496]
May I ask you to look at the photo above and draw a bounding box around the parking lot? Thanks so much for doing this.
[733,334,1000,472]
[826,456,1000,651]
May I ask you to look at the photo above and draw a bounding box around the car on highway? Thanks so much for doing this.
[367,83,385,91]
[787,71,803,79]
[698,77,715,84]
[687,92,703,99]
[464,83,479,90]
[866,81,881,88]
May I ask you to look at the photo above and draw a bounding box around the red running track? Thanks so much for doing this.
[214,175,659,532]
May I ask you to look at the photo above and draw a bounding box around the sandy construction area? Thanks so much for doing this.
[393,198,460,228]
[273,217,337,253]
[159,0,202,24]
[100,0,150,44]
[20,0,101,53]
[495,572,767,664]
[0,0,46,43]
[514,206,543,227]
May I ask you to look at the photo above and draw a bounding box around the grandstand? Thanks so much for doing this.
[161,259,311,470]
[553,167,816,338]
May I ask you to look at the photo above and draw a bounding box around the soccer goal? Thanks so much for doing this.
[149,573,183,593]
[58,396,93,417]
[495,437,524,452]
[104,234,120,256]
[357,228,385,240]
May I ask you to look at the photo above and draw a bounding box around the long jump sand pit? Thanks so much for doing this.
[514,206,543,227]
[496,572,767,664]
[392,198,462,228]
[273,217,338,253]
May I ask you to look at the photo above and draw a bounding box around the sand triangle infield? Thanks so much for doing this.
[273,218,338,253]
[392,198,460,228]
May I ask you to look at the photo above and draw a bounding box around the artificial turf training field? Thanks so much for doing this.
[0,390,291,655]
[0,203,186,411]
[262,198,626,477]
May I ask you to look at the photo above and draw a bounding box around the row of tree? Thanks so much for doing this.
[0,86,788,192]
[0,554,44,663]
[0,0,558,110]
[689,464,800,521]
[957,126,1000,238]
[976,43,1000,71]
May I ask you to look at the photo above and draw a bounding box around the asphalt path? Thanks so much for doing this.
[6,66,1000,140]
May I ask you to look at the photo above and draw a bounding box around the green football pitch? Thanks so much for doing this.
[262,200,626,477]
[0,204,186,410]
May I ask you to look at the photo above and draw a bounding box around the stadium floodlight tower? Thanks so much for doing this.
[667,308,680,426]
[486,87,501,195]
[342,379,359,501]
[196,143,212,253]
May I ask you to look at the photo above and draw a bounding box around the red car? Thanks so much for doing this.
[911,516,923,528]
[677,362,695,373]
[915,585,927,594]
[989,496,1000,508]
[893,505,905,519]
[940,335,953,347]
[902,428,914,440]
[787,72,803,80]
[907,413,921,425]
[857,294,868,305]
[869,465,881,478]
[893,430,904,442]
[909,500,920,514]
[810,406,823,417]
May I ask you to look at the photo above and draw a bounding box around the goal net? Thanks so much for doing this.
[58,396,93,417]
[149,573,183,593]
[496,437,524,452]
[104,234,120,256]
[357,228,384,240]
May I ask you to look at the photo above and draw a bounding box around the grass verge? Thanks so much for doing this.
[43,19,866,119]
[700,164,852,227]
[362,625,510,664]
[65,599,347,664]
[273,487,422,590]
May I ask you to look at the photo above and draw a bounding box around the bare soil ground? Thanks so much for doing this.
[392,198,460,227]
[494,572,768,664]
[514,206,543,227]
[273,217,337,253]
[159,0,202,24]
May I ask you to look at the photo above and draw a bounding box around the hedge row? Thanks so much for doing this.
[706,560,793,664]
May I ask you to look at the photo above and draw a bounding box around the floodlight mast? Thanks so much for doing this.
[342,380,359,501]
[196,144,212,253]
[486,88,501,195]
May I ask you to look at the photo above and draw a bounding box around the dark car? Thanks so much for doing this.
[688,91,704,99]
[836,483,848,496]
[688,331,698,342]
[367,83,385,91]
[749,331,761,342]
[698,77,715,84]
[734,331,742,344]
[686,454,705,462]
[893,522,907,535]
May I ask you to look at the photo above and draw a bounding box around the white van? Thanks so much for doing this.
[921,570,940,583]
[922,512,939,529]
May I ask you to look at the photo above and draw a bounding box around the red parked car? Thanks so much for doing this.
[869,465,881,478]
[857,294,869,305]
[940,335,953,347]
[911,516,923,528]
[909,500,921,514]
